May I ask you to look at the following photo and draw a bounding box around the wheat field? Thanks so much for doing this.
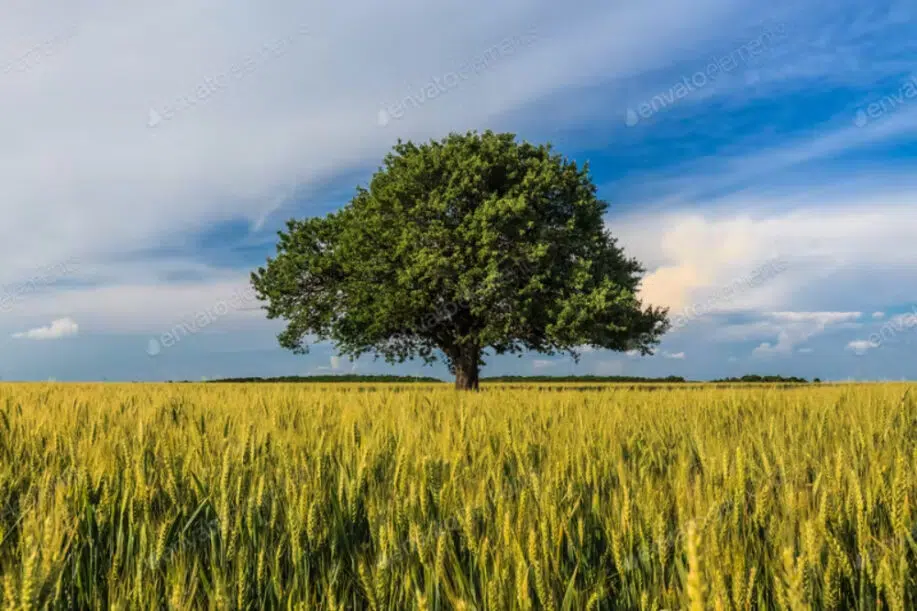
[0,382,915,609]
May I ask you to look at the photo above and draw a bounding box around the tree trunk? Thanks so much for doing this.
[453,345,480,391]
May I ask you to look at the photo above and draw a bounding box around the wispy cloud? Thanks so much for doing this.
[613,105,917,210]
[378,28,538,127]
[853,73,917,128]
[625,21,788,127]
[748,312,862,356]
[147,23,310,128]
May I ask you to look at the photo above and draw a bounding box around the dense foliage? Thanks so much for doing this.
[1,383,916,609]
[251,131,668,389]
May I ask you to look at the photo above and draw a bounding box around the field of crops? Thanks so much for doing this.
[1,383,916,609]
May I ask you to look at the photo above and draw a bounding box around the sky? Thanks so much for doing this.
[2,0,916,381]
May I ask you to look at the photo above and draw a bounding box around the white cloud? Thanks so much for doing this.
[746,312,861,357]
[770,311,862,325]
[798,347,814,353]
[858,308,917,351]
[662,351,686,359]
[532,359,556,370]
[618,197,917,322]
[872,311,885,319]
[12,317,79,340]
[330,355,342,370]
[0,0,748,298]
[847,339,879,355]
[751,341,782,357]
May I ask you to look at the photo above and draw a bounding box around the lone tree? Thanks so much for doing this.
[251,131,668,390]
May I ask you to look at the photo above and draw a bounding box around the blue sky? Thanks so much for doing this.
[2,0,917,381]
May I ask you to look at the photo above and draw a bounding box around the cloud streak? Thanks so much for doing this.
[625,21,788,127]
[13,317,79,340]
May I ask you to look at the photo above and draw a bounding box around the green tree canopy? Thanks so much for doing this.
[251,131,668,389]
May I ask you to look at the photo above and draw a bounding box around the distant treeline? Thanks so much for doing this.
[482,375,689,383]
[710,375,816,384]
[199,375,444,383]
[172,374,816,384]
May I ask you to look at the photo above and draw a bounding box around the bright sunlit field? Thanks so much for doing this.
[1,383,915,609]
